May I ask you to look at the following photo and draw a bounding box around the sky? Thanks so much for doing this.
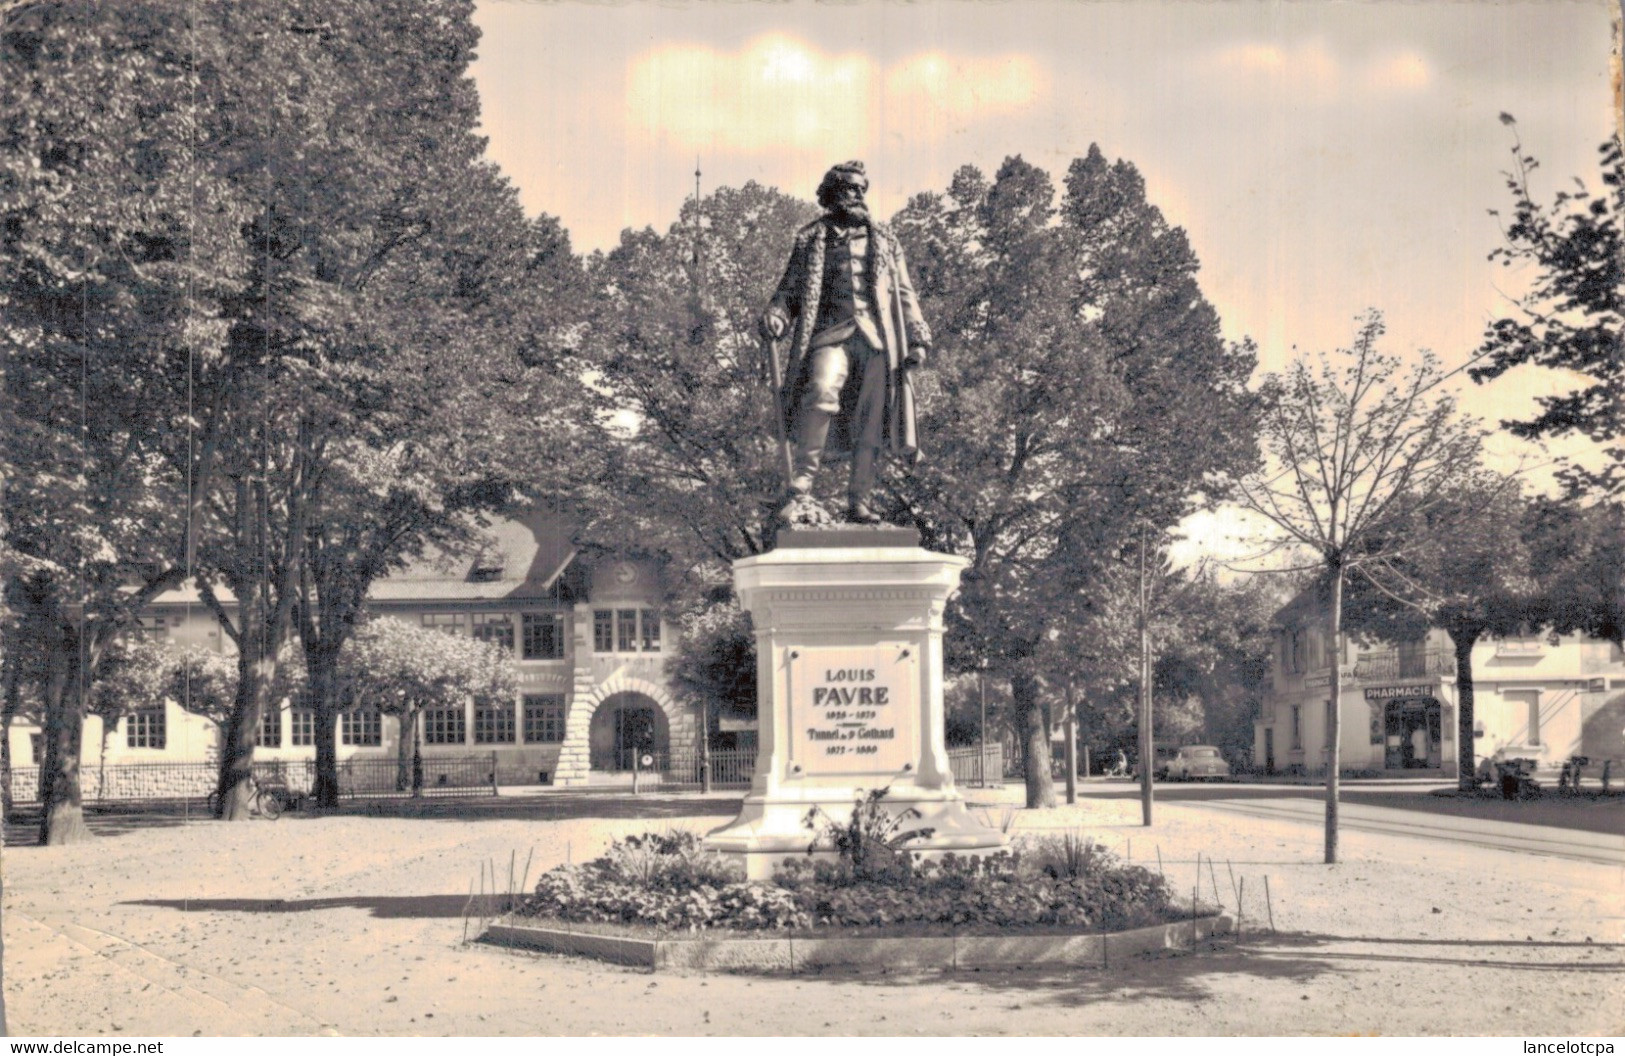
[467,0,1619,563]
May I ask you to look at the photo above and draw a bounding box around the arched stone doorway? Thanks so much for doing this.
[588,691,670,771]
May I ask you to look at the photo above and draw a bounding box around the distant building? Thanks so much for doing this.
[7,511,734,787]
[1254,591,1625,777]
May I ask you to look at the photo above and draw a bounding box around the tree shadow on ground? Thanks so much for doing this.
[122,894,488,919]
[837,931,1625,1007]
[5,791,743,842]
[331,792,744,823]
[4,805,197,844]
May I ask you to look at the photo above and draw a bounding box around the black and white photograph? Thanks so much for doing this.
[1,0,1620,1040]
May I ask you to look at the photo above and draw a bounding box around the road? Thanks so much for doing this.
[1063,780,1625,866]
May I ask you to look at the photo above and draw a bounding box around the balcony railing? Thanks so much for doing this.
[1353,647,1456,682]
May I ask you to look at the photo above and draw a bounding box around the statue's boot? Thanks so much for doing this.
[846,445,881,524]
[779,410,831,521]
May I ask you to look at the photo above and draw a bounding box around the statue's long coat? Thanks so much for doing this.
[766,217,933,459]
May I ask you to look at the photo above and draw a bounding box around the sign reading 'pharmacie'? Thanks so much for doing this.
[1362,684,1437,701]
[789,645,916,775]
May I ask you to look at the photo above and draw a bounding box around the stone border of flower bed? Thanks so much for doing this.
[480,913,1233,972]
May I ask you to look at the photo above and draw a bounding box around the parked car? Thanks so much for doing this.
[1132,745,1178,782]
[1164,745,1231,781]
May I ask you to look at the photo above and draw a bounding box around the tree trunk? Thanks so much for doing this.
[1,654,17,822]
[307,646,341,808]
[396,707,414,792]
[411,709,424,798]
[1013,672,1055,809]
[1138,537,1155,827]
[215,627,272,820]
[1324,564,1344,865]
[1451,627,1481,791]
[39,651,92,846]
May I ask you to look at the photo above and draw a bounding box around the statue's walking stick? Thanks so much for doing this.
[761,334,795,488]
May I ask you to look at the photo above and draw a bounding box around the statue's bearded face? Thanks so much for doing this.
[821,175,869,225]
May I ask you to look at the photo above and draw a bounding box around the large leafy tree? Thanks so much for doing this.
[1470,119,1623,499]
[1236,313,1486,861]
[890,151,1259,807]
[1522,496,1625,650]
[1342,474,1532,790]
[0,0,249,841]
[292,205,592,810]
[152,0,585,818]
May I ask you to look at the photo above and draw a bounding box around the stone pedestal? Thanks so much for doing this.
[705,530,1009,878]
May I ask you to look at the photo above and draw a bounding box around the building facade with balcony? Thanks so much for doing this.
[6,511,712,787]
[1254,591,1625,777]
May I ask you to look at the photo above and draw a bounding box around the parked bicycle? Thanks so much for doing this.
[205,774,306,820]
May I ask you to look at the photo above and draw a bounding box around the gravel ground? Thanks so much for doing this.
[3,787,1622,1037]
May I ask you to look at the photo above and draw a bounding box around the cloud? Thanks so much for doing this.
[1212,40,1339,89]
[628,35,872,155]
[1363,50,1432,93]
[626,35,1042,154]
[1207,39,1432,103]
[882,51,1042,137]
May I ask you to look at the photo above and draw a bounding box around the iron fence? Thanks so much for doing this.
[2,754,500,809]
[947,745,1004,787]
[612,749,757,792]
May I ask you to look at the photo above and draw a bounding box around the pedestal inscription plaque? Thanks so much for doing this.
[790,645,915,776]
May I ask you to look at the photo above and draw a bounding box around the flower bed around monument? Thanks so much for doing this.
[514,828,1196,937]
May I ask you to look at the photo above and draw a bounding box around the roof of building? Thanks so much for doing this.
[368,510,577,603]
[152,510,578,608]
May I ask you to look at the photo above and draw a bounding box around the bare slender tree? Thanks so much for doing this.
[1236,312,1486,863]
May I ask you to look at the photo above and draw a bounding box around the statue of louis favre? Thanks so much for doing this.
[759,160,932,526]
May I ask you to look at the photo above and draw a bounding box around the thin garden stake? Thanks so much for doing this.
[1226,858,1240,906]
[461,878,476,944]
[1208,856,1222,910]
[1156,845,1164,877]
[518,847,535,905]
[1236,877,1246,941]
[1265,874,1278,934]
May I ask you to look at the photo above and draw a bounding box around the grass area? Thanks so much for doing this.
[1396,789,1625,835]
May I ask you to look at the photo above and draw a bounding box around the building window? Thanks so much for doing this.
[291,708,315,747]
[135,614,171,641]
[27,733,42,765]
[341,709,382,747]
[522,613,565,660]
[126,708,166,749]
[421,612,466,636]
[474,703,516,744]
[523,694,566,743]
[1290,706,1303,750]
[472,613,514,652]
[593,609,662,654]
[260,707,282,748]
[422,706,466,745]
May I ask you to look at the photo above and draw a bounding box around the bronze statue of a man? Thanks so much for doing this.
[760,160,932,525]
